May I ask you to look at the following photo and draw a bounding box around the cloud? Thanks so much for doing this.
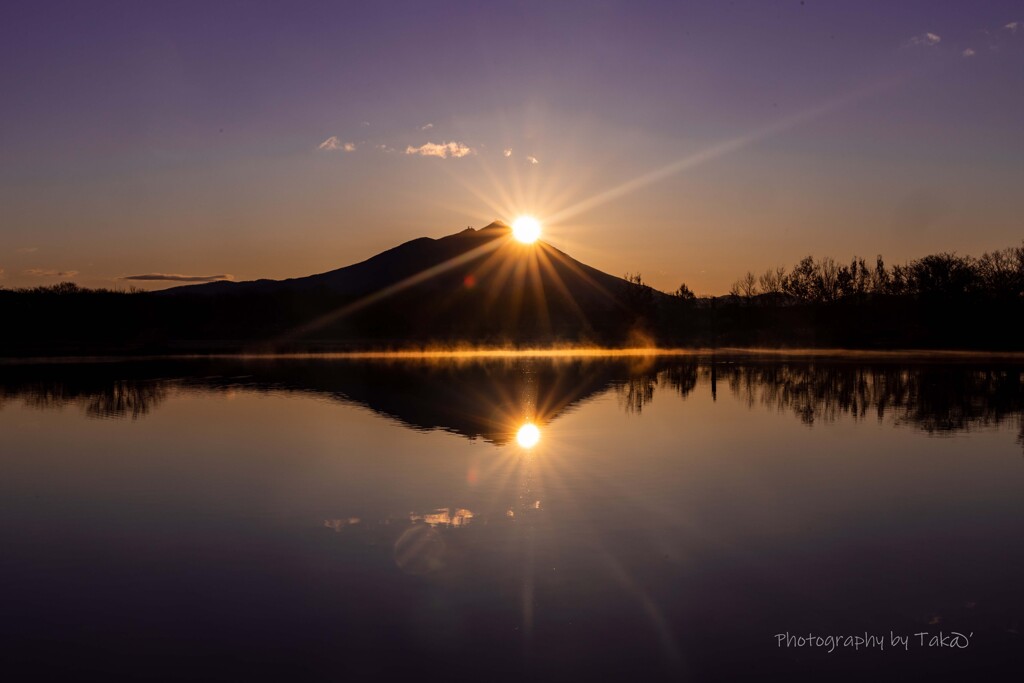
[905,32,941,47]
[120,273,233,282]
[1005,21,1020,33]
[420,123,434,130]
[25,268,78,277]
[526,155,539,164]
[324,518,361,532]
[16,247,38,254]
[962,48,976,57]
[318,136,355,152]
[318,136,341,150]
[405,141,474,158]
[503,148,513,157]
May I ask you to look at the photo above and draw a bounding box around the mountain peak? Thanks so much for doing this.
[480,220,510,231]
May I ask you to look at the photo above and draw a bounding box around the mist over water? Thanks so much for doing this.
[1,355,1022,680]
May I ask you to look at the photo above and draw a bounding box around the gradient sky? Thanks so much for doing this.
[2,1,1022,293]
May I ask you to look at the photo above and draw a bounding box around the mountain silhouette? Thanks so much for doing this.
[164,221,622,299]
[154,220,665,347]
[4,222,1022,355]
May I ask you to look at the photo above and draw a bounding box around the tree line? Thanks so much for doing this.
[2,242,1022,354]
[717,243,1024,302]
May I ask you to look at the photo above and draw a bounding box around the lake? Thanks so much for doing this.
[2,353,1023,681]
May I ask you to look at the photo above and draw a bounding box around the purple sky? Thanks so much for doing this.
[2,1,1022,293]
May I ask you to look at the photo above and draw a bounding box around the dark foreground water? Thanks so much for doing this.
[1,354,1023,681]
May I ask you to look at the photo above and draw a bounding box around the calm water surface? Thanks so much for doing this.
[2,355,1023,681]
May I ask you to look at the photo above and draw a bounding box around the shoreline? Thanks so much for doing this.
[4,346,1024,365]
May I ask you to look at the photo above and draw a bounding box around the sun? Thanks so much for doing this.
[511,216,541,244]
[516,423,541,448]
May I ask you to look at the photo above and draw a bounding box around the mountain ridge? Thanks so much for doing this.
[160,220,644,306]
[132,220,667,348]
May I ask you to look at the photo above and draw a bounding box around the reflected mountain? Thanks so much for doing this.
[1,356,1022,448]
[0,357,644,444]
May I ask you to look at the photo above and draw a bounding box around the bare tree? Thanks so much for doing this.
[816,257,840,302]
[738,271,758,298]
[758,266,786,294]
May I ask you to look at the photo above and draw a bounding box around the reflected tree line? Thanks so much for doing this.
[716,363,1024,434]
[2,358,1022,449]
[613,360,1023,449]
[0,375,170,420]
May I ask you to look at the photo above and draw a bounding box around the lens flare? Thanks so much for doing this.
[516,423,541,448]
[511,216,541,244]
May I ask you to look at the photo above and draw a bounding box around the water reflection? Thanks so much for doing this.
[1,356,1022,448]
[410,508,475,527]
[0,373,170,419]
[323,518,361,532]
[3,354,1024,680]
[516,423,541,448]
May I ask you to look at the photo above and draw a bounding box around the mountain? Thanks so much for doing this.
[165,220,630,300]
[156,220,667,347]
[5,221,1023,354]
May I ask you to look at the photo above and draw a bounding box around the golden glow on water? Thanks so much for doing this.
[167,348,1024,363]
[511,216,541,244]
[516,423,541,448]
[409,507,475,527]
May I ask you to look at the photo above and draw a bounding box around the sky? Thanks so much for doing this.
[1,0,1022,294]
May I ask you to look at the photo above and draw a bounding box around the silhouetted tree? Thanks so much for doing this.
[871,255,890,294]
[758,266,786,295]
[731,271,758,298]
[909,253,979,297]
[673,283,696,300]
[620,272,657,326]
[783,256,816,301]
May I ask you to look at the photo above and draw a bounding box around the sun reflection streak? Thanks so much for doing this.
[516,423,541,448]
[528,425,685,673]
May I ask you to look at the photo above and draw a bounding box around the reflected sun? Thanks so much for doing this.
[516,422,541,448]
[511,216,541,244]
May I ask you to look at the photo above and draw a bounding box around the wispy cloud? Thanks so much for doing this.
[526,155,539,165]
[405,141,474,158]
[25,268,78,277]
[16,247,38,254]
[318,136,341,150]
[962,48,976,57]
[318,136,355,152]
[905,32,941,47]
[420,122,434,130]
[503,148,513,157]
[1005,21,1020,33]
[120,273,233,282]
